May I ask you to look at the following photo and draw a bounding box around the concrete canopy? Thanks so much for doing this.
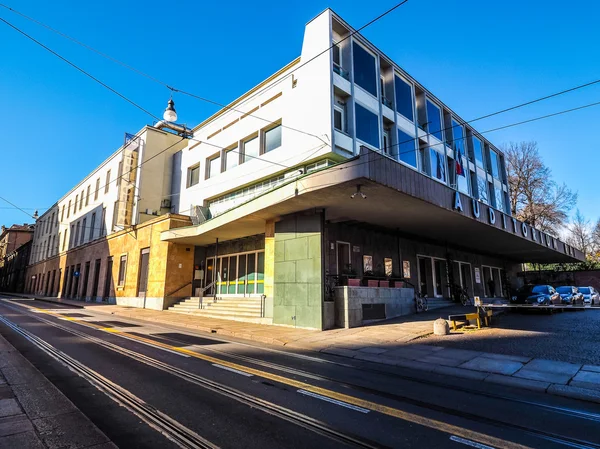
[161,151,584,264]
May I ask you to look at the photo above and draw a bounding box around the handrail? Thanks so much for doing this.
[165,281,192,298]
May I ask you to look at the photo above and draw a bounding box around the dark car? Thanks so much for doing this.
[511,284,561,305]
[556,286,583,305]
[578,286,600,305]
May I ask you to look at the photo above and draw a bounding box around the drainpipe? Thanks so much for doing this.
[154,120,194,138]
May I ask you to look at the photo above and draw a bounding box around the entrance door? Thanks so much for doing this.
[460,263,473,296]
[336,242,351,275]
[205,258,215,296]
[418,257,433,297]
[137,248,150,296]
[103,258,113,301]
[81,262,90,299]
[72,264,81,299]
[433,259,447,297]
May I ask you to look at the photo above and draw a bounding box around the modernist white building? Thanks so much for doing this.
[26,9,583,330]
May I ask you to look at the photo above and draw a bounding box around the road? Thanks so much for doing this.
[1,296,600,449]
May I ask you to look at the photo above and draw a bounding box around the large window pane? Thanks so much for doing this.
[451,120,465,158]
[355,103,379,148]
[426,100,443,141]
[398,129,417,167]
[243,137,259,163]
[489,149,500,179]
[395,76,414,121]
[472,136,484,168]
[495,187,504,213]
[264,125,282,153]
[353,42,377,97]
[225,148,238,171]
[477,175,488,203]
[430,149,446,182]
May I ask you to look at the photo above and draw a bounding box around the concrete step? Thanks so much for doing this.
[168,308,261,318]
[204,302,261,309]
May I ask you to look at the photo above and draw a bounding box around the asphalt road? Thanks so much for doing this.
[1,296,600,449]
[419,308,600,365]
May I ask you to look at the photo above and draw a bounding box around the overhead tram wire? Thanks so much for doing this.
[6,3,600,157]
[0,4,327,145]
[0,2,410,145]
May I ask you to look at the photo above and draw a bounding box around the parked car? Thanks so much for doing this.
[578,286,600,305]
[511,285,561,305]
[556,286,584,305]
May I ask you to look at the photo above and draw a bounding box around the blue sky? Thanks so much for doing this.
[1,0,599,228]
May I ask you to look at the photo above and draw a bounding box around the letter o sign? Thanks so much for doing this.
[521,222,528,237]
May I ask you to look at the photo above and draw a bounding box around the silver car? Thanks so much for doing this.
[578,286,600,305]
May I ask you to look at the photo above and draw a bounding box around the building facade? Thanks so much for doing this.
[0,224,34,292]
[24,9,583,329]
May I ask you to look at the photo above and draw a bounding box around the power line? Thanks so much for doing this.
[0,17,160,122]
[0,196,36,219]
[0,4,328,145]
[0,2,408,144]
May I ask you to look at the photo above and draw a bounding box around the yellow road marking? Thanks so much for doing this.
[7,300,530,449]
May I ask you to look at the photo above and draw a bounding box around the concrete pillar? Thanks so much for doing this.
[263,220,275,318]
[273,212,323,329]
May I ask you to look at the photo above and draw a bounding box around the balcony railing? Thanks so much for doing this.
[381,97,393,109]
[333,64,350,80]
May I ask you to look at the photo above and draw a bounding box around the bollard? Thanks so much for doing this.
[433,318,450,336]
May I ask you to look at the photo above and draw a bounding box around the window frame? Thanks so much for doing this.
[425,98,443,141]
[95,178,100,200]
[85,186,90,206]
[352,41,378,97]
[224,146,240,172]
[188,164,200,187]
[262,122,282,154]
[105,170,111,194]
[205,153,222,180]
[354,102,380,149]
[242,134,259,164]
[117,254,127,287]
[333,103,346,133]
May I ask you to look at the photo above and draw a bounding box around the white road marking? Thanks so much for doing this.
[212,364,254,377]
[297,389,370,413]
[450,435,496,449]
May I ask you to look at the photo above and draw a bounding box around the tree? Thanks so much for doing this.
[566,210,593,259]
[504,141,577,235]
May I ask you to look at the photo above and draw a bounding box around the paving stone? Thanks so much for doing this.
[432,365,489,380]
[485,374,550,392]
[383,347,439,360]
[572,370,600,385]
[433,348,483,361]
[353,353,398,366]
[321,348,359,358]
[522,359,581,376]
[513,369,572,385]
[357,347,389,355]
[0,399,22,418]
[459,356,523,375]
[416,355,465,367]
[476,352,531,364]
[582,364,600,373]
[0,430,44,449]
[11,384,75,420]
[32,411,110,449]
[0,414,34,436]
[394,359,436,373]
[548,384,600,404]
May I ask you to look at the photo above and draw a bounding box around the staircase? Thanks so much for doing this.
[168,296,271,324]
[427,297,455,311]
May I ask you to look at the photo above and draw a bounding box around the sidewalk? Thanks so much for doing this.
[0,331,116,449]
[6,293,600,404]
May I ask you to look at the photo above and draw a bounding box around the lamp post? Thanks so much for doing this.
[163,98,178,122]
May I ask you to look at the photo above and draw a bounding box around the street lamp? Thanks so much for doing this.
[163,98,178,122]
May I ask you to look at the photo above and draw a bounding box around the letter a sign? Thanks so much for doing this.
[453,191,463,212]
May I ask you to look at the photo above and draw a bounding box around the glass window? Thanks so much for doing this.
[81,218,86,245]
[489,149,500,179]
[398,130,417,167]
[207,156,221,179]
[352,42,377,97]
[243,136,259,163]
[264,125,282,153]
[86,186,90,206]
[426,99,443,141]
[118,255,127,286]
[495,187,504,213]
[80,191,84,210]
[224,147,239,171]
[430,149,446,182]
[67,201,71,218]
[188,165,200,187]
[105,170,111,193]
[334,104,345,132]
[477,175,488,203]
[394,75,414,121]
[89,213,96,241]
[95,178,100,200]
[332,43,341,67]
[472,136,484,168]
[355,103,379,148]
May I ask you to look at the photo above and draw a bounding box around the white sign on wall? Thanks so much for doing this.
[474,268,481,284]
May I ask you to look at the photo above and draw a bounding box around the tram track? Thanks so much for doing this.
[3,299,600,449]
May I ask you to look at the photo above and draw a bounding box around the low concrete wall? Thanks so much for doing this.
[334,286,415,328]
[323,301,335,330]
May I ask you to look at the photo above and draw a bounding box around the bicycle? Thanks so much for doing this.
[451,284,472,306]
[415,291,428,313]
